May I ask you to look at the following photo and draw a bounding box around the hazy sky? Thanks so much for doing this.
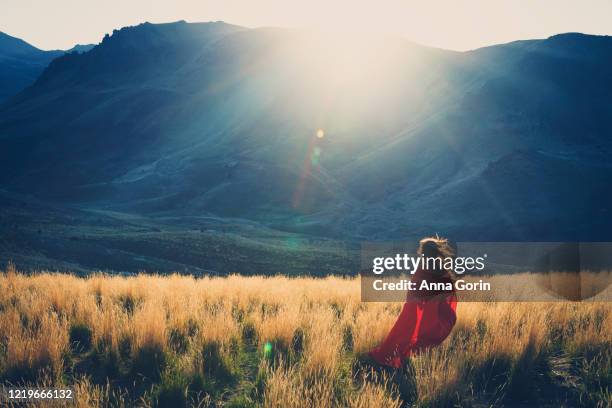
[2,0,612,51]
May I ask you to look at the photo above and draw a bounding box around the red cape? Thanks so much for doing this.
[369,267,457,368]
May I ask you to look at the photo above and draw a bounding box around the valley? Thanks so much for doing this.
[0,191,356,274]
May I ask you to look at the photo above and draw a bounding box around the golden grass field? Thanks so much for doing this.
[0,264,610,407]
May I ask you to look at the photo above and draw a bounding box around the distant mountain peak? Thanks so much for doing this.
[547,32,610,41]
[65,43,96,54]
[0,31,66,103]
[535,32,612,60]
[0,31,42,56]
[101,20,244,44]
[29,20,247,90]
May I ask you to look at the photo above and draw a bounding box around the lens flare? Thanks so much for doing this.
[316,129,325,138]
[311,146,321,166]
[292,133,322,209]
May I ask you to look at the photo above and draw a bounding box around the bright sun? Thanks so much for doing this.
[286,29,409,103]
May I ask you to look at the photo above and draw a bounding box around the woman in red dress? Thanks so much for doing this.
[369,237,458,368]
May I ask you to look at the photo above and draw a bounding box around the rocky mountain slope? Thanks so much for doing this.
[1,22,611,244]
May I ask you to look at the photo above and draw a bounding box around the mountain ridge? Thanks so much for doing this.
[0,31,64,103]
[0,30,98,104]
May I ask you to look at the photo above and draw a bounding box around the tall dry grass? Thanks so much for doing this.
[0,267,610,407]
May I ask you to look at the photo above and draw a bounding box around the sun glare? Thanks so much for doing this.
[290,30,406,96]
[276,29,414,133]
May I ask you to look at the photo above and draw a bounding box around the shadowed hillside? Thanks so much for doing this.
[0,32,94,103]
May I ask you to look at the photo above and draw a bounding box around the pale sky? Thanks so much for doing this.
[2,0,611,51]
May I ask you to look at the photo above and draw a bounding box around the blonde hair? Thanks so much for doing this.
[417,236,455,259]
